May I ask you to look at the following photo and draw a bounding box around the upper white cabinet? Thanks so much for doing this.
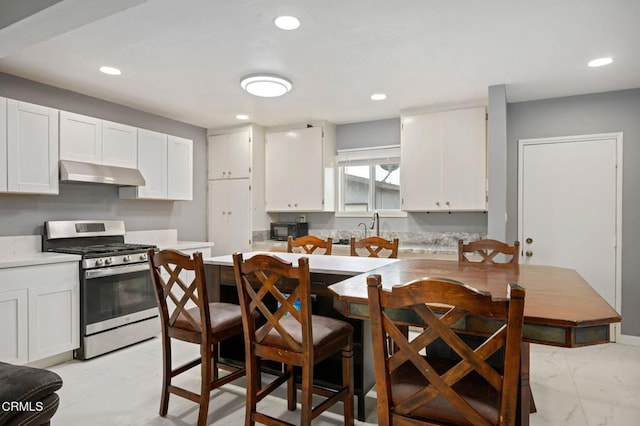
[208,130,251,180]
[2,99,59,194]
[60,111,137,168]
[167,135,193,200]
[119,130,192,201]
[400,107,486,211]
[265,123,335,212]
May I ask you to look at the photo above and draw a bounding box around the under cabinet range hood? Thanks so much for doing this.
[59,160,146,186]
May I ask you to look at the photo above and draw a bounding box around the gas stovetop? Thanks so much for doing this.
[51,243,156,257]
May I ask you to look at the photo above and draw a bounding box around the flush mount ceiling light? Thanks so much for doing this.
[240,74,292,97]
[588,57,613,67]
[371,93,387,100]
[274,15,301,30]
[236,114,250,120]
[99,66,121,75]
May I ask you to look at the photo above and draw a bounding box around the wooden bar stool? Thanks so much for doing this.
[350,236,399,258]
[458,239,520,264]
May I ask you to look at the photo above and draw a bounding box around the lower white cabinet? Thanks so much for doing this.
[0,262,79,365]
[207,179,251,256]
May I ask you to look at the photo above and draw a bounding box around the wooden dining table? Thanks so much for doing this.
[328,257,622,426]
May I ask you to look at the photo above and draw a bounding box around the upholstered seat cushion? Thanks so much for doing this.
[174,302,244,334]
[0,362,63,425]
[389,357,500,425]
[259,315,354,352]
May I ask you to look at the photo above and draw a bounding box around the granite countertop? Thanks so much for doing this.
[252,240,458,256]
[0,252,81,269]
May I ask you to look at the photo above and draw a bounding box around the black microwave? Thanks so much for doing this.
[270,222,309,241]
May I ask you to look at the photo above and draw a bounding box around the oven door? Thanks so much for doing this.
[83,263,158,335]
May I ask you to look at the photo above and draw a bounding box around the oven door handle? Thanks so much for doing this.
[85,263,149,279]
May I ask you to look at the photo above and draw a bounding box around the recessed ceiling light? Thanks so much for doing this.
[274,16,301,30]
[99,66,121,75]
[240,74,292,97]
[371,93,387,101]
[236,114,250,120]
[588,57,613,67]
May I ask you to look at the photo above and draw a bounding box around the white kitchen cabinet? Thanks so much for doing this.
[0,261,79,365]
[167,135,193,200]
[59,111,102,163]
[60,112,137,168]
[265,124,336,212]
[400,107,486,211]
[119,131,193,200]
[208,130,251,179]
[207,179,251,256]
[5,99,59,194]
[0,289,28,364]
[102,120,137,168]
[28,282,79,361]
[0,97,6,191]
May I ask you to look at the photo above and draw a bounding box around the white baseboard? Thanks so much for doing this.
[618,333,640,347]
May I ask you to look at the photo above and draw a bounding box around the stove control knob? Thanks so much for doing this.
[122,255,131,262]
[105,257,113,265]
[139,253,147,261]
[95,259,104,267]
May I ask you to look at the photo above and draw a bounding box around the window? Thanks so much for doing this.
[337,146,401,215]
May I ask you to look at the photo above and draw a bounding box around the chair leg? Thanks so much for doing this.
[159,334,171,416]
[286,363,296,411]
[197,342,212,426]
[212,342,219,382]
[300,363,313,426]
[342,342,354,426]
[245,353,259,426]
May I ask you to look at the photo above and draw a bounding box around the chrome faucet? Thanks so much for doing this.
[369,211,379,236]
[358,222,368,239]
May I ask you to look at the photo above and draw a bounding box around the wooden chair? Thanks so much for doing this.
[349,236,399,258]
[287,235,333,255]
[233,252,354,426]
[148,249,246,426]
[366,274,525,426]
[458,239,520,265]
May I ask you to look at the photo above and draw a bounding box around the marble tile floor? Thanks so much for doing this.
[47,338,640,425]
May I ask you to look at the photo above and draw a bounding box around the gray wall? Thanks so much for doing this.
[507,88,640,337]
[281,117,489,235]
[0,72,208,240]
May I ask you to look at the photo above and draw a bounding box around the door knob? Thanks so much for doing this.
[525,251,533,257]
[526,237,533,244]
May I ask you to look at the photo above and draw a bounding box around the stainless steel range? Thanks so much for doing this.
[42,220,159,360]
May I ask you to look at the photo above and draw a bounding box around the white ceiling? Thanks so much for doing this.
[1,0,638,129]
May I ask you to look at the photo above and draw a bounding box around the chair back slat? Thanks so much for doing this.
[458,239,520,265]
[233,253,312,354]
[350,236,399,258]
[367,274,525,426]
[287,235,333,255]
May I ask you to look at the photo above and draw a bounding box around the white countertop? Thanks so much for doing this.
[0,252,81,269]
[125,229,213,252]
[155,241,215,251]
[204,251,399,276]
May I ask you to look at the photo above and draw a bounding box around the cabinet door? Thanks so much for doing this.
[0,97,6,191]
[208,179,251,256]
[167,136,193,200]
[208,131,251,180]
[59,111,103,164]
[0,289,28,364]
[400,113,443,211]
[441,107,486,210]
[102,120,137,168]
[28,282,79,361]
[6,100,59,194]
[136,129,168,199]
[265,127,323,211]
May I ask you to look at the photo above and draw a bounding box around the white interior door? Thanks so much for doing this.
[518,134,621,314]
